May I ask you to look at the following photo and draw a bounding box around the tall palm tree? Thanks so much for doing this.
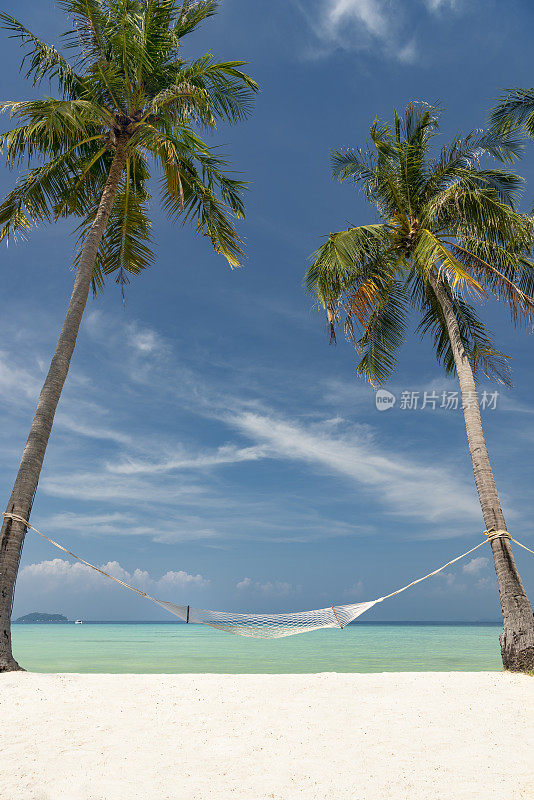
[304,103,534,671]
[0,0,257,672]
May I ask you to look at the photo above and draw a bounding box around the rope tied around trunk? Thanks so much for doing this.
[484,528,512,541]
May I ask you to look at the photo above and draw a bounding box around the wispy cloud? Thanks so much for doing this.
[295,0,415,62]
[0,308,513,552]
[236,577,297,596]
[462,556,489,575]
[37,479,367,545]
[32,511,219,546]
[429,555,495,595]
[41,471,208,506]
[294,0,465,62]
[423,0,460,10]
[461,556,495,590]
[106,444,266,476]
[127,324,167,356]
[344,579,365,598]
[229,410,479,525]
[40,404,480,538]
[0,351,42,402]
[0,350,133,448]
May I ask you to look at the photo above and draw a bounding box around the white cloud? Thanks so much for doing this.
[55,413,133,446]
[397,39,418,63]
[127,324,166,355]
[462,556,489,575]
[327,0,389,37]
[106,444,266,476]
[298,0,412,61]
[41,471,208,505]
[230,410,479,526]
[295,0,465,61]
[36,507,223,545]
[20,558,94,585]
[0,351,42,402]
[424,0,459,10]
[156,570,210,590]
[34,496,368,546]
[430,559,495,595]
[18,558,209,594]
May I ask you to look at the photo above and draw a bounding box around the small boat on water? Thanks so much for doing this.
[74,619,83,625]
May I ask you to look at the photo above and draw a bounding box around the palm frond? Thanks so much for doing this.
[75,151,154,295]
[304,224,390,302]
[201,60,258,125]
[58,0,111,68]
[137,121,246,266]
[450,241,534,325]
[0,98,109,164]
[355,279,409,386]
[175,0,219,38]
[412,229,483,294]
[0,140,108,241]
[490,88,534,138]
[419,280,512,385]
[0,13,81,97]
[145,55,224,130]
[331,147,376,187]
[163,166,244,267]
[421,179,527,245]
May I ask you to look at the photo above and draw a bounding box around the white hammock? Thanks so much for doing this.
[6,513,533,639]
[153,599,380,638]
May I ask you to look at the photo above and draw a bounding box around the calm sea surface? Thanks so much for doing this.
[12,622,503,672]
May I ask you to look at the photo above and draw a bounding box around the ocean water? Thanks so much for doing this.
[12,622,504,672]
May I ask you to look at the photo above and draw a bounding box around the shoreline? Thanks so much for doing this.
[2,671,533,799]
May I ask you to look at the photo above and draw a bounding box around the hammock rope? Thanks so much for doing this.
[3,512,532,638]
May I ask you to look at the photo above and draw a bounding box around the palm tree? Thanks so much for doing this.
[0,0,257,672]
[304,103,534,671]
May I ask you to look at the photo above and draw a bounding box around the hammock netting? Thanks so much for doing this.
[153,599,381,638]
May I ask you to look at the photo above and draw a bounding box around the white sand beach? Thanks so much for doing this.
[1,672,532,800]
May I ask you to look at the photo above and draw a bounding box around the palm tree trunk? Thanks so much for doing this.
[431,275,534,671]
[0,141,128,672]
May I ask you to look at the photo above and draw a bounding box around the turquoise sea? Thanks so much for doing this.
[12,622,503,672]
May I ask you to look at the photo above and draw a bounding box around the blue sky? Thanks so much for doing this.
[3,0,534,621]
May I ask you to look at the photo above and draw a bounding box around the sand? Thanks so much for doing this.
[1,672,532,800]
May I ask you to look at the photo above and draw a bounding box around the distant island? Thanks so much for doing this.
[13,612,69,624]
